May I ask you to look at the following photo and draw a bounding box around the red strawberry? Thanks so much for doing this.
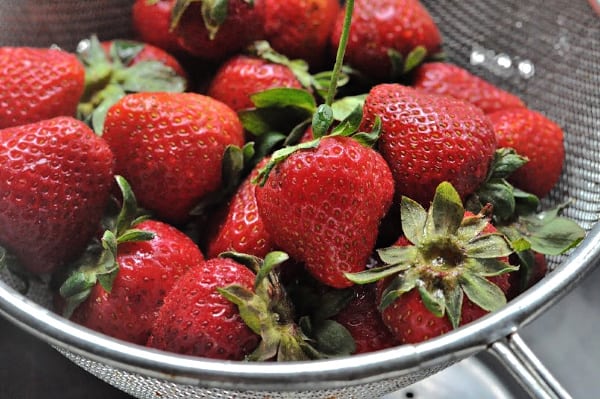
[0,47,85,129]
[102,92,245,224]
[360,83,497,206]
[207,55,303,112]
[263,0,340,68]
[333,285,399,354]
[77,36,187,134]
[347,182,516,344]
[0,117,114,274]
[206,159,275,259]
[331,0,442,80]
[255,135,394,288]
[170,0,266,62]
[147,257,260,359]
[487,107,565,198]
[132,0,184,54]
[68,219,205,345]
[100,39,187,78]
[413,62,526,114]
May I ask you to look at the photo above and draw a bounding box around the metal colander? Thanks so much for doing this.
[1,1,600,398]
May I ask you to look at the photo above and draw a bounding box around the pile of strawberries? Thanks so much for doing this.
[0,0,586,362]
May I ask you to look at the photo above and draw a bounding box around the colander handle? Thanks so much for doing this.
[489,332,572,399]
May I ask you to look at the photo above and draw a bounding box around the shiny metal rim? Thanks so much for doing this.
[0,223,599,392]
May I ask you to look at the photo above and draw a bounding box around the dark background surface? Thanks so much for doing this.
[0,315,132,399]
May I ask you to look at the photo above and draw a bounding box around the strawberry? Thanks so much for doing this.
[206,159,275,259]
[207,55,303,112]
[170,0,266,62]
[346,182,516,344]
[0,117,114,274]
[330,0,442,81]
[487,107,565,198]
[333,284,399,354]
[77,35,187,134]
[102,92,245,224]
[67,219,204,344]
[413,62,526,114]
[0,47,85,129]
[132,0,185,54]
[100,40,187,78]
[146,256,260,359]
[255,135,395,288]
[360,83,497,206]
[263,0,341,69]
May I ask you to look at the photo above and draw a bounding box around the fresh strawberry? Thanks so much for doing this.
[413,62,526,114]
[0,117,114,274]
[333,284,399,354]
[77,36,187,134]
[263,0,340,69]
[132,0,184,54]
[207,55,302,112]
[360,83,497,206]
[170,0,266,62]
[102,92,245,224]
[206,159,275,258]
[331,0,442,81]
[67,219,204,344]
[487,107,565,198]
[100,39,187,78]
[255,135,394,288]
[346,182,516,344]
[146,256,260,359]
[0,47,85,129]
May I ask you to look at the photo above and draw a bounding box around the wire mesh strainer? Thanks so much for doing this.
[0,0,599,398]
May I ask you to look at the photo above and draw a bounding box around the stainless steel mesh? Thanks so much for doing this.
[0,1,599,398]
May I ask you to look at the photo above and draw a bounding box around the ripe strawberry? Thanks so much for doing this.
[170,0,265,62]
[347,182,516,344]
[102,92,245,224]
[147,256,260,359]
[100,39,187,78]
[0,117,114,274]
[132,0,184,54]
[206,159,275,259]
[360,83,497,206]
[0,47,85,129]
[263,0,340,69]
[413,62,526,114]
[77,36,187,134]
[207,55,303,112]
[331,0,442,81]
[333,284,399,354]
[255,135,394,288]
[487,107,565,198]
[67,219,205,345]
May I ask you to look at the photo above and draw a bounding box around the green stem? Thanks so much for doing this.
[325,0,354,106]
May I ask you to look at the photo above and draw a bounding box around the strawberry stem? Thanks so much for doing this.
[325,0,354,106]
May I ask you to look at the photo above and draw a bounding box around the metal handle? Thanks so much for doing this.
[489,332,572,399]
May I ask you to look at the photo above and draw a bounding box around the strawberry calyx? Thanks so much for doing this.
[59,176,155,318]
[218,251,355,360]
[76,35,186,134]
[0,246,38,295]
[346,182,516,328]
[465,148,586,286]
[388,46,446,80]
[171,0,254,40]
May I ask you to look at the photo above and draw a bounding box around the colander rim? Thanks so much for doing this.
[0,223,599,391]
